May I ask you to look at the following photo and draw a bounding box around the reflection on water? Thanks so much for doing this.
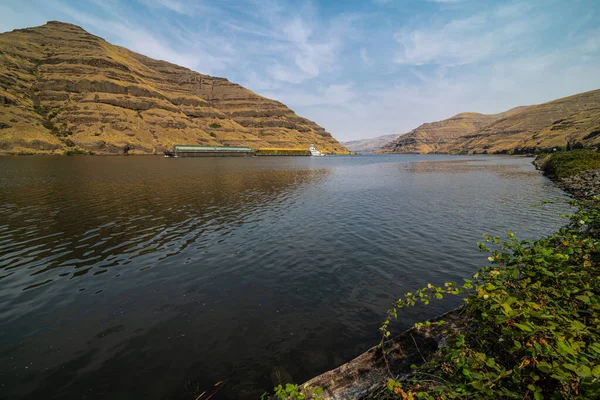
[0,155,570,399]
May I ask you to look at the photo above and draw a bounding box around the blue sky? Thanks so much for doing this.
[1,0,599,141]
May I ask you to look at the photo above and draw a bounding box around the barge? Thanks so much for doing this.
[164,145,255,157]
[164,144,325,157]
[255,148,311,156]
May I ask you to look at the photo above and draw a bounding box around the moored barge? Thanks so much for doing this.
[164,145,255,157]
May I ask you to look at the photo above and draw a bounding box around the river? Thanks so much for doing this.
[0,155,570,399]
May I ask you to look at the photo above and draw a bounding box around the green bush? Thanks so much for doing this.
[209,123,222,129]
[540,150,600,179]
[381,198,600,399]
[63,147,88,156]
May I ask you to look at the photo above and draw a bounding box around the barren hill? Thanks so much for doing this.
[452,90,600,154]
[377,90,600,155]
[0,21,348,155]
[341,134,399,153]
[377,107,529,154]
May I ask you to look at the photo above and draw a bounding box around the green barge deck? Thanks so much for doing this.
[166,145,255,157]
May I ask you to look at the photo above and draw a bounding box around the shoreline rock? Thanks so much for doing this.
[556,168,600,199]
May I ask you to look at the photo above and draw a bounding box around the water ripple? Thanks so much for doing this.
[0,155,572,400]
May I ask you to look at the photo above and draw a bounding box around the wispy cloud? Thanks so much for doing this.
[140,0,187,14]
[360,47,373,67]
[394,10,537,66]
[425,0,467,3]
[265,83,358,108]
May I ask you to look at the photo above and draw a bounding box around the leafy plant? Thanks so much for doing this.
[209,123,222,129]
[381,197,600,399]
[263,383,324,400]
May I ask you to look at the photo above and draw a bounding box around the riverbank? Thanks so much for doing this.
[291,152,600,400]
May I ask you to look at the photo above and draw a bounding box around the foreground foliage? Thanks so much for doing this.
[263,384,324,400]
[381,197,600,399]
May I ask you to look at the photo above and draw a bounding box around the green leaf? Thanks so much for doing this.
[577,365,592,378]
[513,340,522,350]
[536,362,552,373]
[557,340,575,356]
[576,295,591,304]
[515,323,533,332]
[471,381,484,390]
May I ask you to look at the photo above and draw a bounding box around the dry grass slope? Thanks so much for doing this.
[378,90,600,155]
[0,21,349,155]
[456,89,600,154]
[377,107,529,154]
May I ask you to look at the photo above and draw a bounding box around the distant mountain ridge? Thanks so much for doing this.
[0,21,348,155]
[341,134,399,153]
[377,90,600,154]
[376,107,529,154]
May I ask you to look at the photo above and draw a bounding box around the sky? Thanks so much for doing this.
[0,0,599,141]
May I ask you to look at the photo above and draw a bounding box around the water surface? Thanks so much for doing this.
[0,155,570,399]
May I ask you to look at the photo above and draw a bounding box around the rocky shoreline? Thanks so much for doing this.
[555,168,600,199]
[298,161,599,400]
[533,155,600,199]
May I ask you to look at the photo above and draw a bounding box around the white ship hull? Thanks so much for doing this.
[309,144,324,156]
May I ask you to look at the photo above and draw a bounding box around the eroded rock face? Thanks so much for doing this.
[0,21,348,155]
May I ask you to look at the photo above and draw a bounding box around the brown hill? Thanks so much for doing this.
[341,134,400,153]
[376,107,529,154]
[451,89,600,154]
[377,90,600,155]
[0,21,348,155]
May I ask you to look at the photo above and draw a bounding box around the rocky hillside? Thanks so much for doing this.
[0,21,348,155]
[341,133,399,153]
[377,107,529,154]
[378,90,600,155]
[453,90,600,154]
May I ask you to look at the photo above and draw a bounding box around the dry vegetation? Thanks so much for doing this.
[378,91,600,155]
[0,21,349,155]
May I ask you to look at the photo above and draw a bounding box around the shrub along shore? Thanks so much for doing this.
[268,151,600,400]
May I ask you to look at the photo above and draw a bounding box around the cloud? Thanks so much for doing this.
[263,83,357,108]
[394,11,536,66]
[425,0,466,3]
[262,13,358,84]
[360,48,373,67]
[140,0,187,14]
